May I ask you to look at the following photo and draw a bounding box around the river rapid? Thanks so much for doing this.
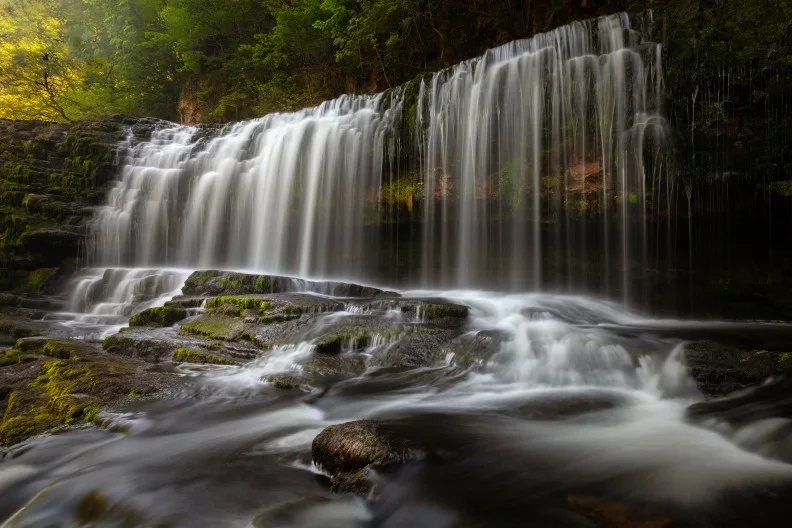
[2,287,792,527]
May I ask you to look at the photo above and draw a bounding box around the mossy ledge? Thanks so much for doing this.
[180,314,245,341]
[128,306,187,327]
[174,348,233,365]
[0,337,153,446]
[182,270,397,298]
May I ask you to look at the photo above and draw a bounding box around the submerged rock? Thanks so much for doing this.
[312,420,414,475]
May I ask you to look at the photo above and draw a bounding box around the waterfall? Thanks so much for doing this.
[84,12,666,305]
[417,12,666,296]
[92,94,403,279]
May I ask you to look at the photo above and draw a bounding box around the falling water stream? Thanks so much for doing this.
[3,11,792,527]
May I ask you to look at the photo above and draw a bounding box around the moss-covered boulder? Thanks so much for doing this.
[128,306,187,327]
[312,420,414,475]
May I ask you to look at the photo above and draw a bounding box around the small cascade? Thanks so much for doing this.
[57,268,191,338]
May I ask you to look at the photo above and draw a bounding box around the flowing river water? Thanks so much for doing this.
[2,10,792,527]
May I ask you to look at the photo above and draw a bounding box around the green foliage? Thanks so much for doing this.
[380,174,423,212]
[4,0,665,122]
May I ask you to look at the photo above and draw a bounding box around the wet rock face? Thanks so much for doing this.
[685,341,792,397]
[181,270,399,298]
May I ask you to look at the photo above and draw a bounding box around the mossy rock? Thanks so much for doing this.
[180,314,245,341]
[329,469,374,496]
[182,271,277,296]
[14,337,89,359]
[173,348,233,365]
[181,270,396,298]
[0,316,47,341]
[205,296,271,316]
[102,334,177,363]
[300,354,367,381]
[1,356,125,445]
[0,347,37,367]
[311,420,414,475]
[164,296,207,309]
[263,374,304,390]
[128,306,187,327]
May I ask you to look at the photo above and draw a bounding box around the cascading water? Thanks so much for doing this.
[416,13,667,297]
[79,12,664,305]
[92,94,402,276]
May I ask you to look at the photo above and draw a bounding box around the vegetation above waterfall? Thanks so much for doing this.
[2,1,787,124]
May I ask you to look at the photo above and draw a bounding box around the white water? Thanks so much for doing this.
[92,94,402,278]
[54,267,192,338]
[417,13,666,295]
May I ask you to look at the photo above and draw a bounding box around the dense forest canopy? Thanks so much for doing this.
[0,0,789,124]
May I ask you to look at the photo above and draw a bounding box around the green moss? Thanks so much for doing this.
[174,348,233,365]
[778,352,792,364]
[102,335,125,350]
[0,347,36,367]
[164,297,205,308]
[264,375,301,389]
[182,271,221,293]
[206,296,271,314]
[0,357,104,445]
[128,306,187,327]
[24,268,57,294]
[180,314,243,341]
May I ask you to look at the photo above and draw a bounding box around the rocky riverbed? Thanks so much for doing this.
[2,270,792,526]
